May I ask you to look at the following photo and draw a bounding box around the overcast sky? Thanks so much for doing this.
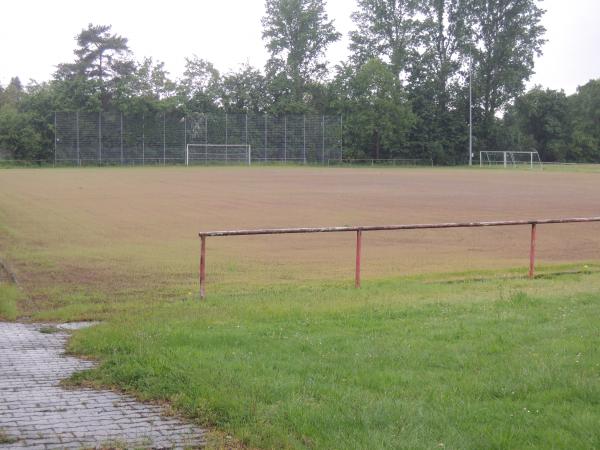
[1,0,599,95]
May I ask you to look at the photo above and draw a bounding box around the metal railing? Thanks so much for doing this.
[197,216,600,298]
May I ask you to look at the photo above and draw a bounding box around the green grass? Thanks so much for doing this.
[0,283,20,320]
[2,165,600,448]
[66,270,600,449]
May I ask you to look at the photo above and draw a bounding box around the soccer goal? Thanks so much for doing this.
[479,150,542,169]
[185,144,252,166]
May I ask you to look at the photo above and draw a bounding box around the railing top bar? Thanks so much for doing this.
[199,217,600,237]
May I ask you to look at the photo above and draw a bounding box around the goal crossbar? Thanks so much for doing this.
[480,150,541,169]
[186,144,251,166]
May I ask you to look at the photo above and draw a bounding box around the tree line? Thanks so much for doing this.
[0,0,598,164]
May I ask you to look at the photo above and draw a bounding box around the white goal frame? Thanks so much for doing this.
[479,150,542,169]
[185,144,252,166]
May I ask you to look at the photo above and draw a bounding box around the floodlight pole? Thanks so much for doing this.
[468,49,473,166]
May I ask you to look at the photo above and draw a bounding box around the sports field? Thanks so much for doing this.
[1,166,600,297]
[1,166,600,448]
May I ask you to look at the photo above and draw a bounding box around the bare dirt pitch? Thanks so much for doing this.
[0,166,599,293]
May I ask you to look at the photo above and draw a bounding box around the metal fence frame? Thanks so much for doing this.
[54,111,343,166]
[197,216,600,299]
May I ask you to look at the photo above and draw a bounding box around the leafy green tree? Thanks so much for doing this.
[349,0,422,79]
[0,109,45,160]
[56,24,134,109]
[131,58,176,100]
[19,81,58,160]
[0,79,53,162]
[220,64,269,113]
[407,0,471,163]
[418,0,469,115]
[332,59,415,158]
[0,77,43,160]
[113,57,178,113]
[467,0,546,143]
[0,77,25,107]
[568,79,600,161]
[178,57,221,113]
[262,0,340,104]
[503,87,570,161]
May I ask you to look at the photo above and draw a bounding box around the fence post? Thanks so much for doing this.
[184,116,187,165]
[355,229,362,288]
[98,111,102,164]
[142,113,145,166]
[303,114,307,164]
[284,115,287,163]
[200,235,206,299]
[53,112,57,167]
[225,112,228,163]
[529,223,537,278]
[340,115,343,161]
[322,115,325,164]
[264,113,268,161]
[163,112,166,165]
[76,111,80,166]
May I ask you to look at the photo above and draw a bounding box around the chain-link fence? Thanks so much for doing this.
[54,112,343,165]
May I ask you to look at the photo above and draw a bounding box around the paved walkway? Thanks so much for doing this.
[0,322,205,449]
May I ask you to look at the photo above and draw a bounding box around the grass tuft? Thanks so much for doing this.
[0,429,18,445]
[38,325,62,334]
[0,284,20,320]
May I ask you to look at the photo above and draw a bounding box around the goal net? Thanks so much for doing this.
[186,144,251,166]
[479,151,542,169]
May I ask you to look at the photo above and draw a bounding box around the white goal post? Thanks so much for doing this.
[185,144,252,166]
[479,150,542,169]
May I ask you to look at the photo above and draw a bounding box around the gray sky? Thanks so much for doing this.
[1,0,599,94]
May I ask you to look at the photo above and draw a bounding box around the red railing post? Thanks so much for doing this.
[355,229,362,288]
[200,235,206,299]
[529,223,536,279]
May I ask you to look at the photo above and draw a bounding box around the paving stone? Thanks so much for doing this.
[0,323,205,449]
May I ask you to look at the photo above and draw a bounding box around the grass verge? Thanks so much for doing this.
[0,283,20,320]
[65,270,600,449]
